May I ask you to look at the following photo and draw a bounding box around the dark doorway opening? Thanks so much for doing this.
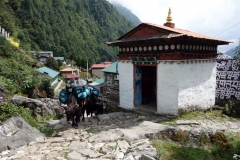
[141,66,156,106]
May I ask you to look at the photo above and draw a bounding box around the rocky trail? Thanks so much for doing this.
[0,110,240,160]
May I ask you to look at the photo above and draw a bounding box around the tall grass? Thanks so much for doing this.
[152,133,240,160]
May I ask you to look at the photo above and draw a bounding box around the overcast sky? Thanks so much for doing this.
[107,0,240,53]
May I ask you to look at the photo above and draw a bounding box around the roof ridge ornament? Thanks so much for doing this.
[164,8,175,28]
[166,8,172,23]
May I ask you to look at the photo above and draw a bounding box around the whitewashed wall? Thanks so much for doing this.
[156,60,216,115]
[157,62,179,115]
[178,61,216,112]
[119,61,134,109]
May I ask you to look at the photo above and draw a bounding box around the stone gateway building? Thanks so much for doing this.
[107,9,230,115]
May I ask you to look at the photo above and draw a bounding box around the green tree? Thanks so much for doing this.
[1,0,135,64]
[81,58,86,69]
[75,57,81,69]
[40,77,54,98]
[57,60,63,69]
[0,37,13,58]
[101,55,108,62]
[45,57,58,71]
[234,38,240,59]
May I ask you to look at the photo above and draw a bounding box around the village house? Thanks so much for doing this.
[59,68,79,81]
[101,62,119,85]
[90,62,112,78]
[30,51,53,63]
[106,8,230,115]
[36,66,59,86]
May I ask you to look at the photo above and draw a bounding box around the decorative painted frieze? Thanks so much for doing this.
[119,44,217,54]
[117,52,217,61]
[156,59,216,64]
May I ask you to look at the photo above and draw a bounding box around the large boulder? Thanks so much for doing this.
[11,96,65,118]
[38,98,65,119]
[0,116,45,152]
[0,85,8,105]
[11,96,53,116]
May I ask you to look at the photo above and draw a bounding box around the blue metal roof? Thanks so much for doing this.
[36,67,59,78]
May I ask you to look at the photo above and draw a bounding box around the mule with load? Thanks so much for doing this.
[59,84,102,128]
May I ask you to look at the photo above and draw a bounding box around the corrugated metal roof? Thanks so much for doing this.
[145,23,227,41]
[54,57,64,61]
[88,78,104,86]
[60,68,77,72]
[95,78,104,83]
[36,67,59,78]
[30,51,53,54]
[101,62,117,73]
[91,62,112,69]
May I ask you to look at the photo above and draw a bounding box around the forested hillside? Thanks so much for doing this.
[110,2,141,26]
[0,36,44,96]
[0,0,135,65]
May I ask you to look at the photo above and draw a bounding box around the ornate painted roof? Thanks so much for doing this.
[107,23,230,46]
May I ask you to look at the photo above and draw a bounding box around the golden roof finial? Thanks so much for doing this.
[166,8,172,23]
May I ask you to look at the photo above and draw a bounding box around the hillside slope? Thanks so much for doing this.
[225,48,235,57]
[0,0,135,65]
[110,2,141,26]
[0,36,42,96]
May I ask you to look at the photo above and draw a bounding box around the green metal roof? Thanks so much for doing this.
[36,67,59,78]
[54,57,64,61]
[89,78,104,86]
[94,78,104,84]
[101,62,117,73]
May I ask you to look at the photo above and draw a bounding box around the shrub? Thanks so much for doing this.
[210,132,231,151]
[40,77,54,98]
[0,100,55,133]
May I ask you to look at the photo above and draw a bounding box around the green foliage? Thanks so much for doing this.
[152,135,240,160]
[0,76,17,95]
[1,0,135,64]
[0,44,41,96]
[111,2,141,26]
[0,101,21,121]
[40,77,54,98]
[45,57,58,71]
[216,98,240,117]
[0,37,13,58]
[56,60,63,69]
[0,100,57,133]
[234,38,240,59]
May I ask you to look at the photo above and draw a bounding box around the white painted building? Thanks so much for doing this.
[107,9,230,115]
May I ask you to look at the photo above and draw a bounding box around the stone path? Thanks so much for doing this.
[0,111,240,160]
